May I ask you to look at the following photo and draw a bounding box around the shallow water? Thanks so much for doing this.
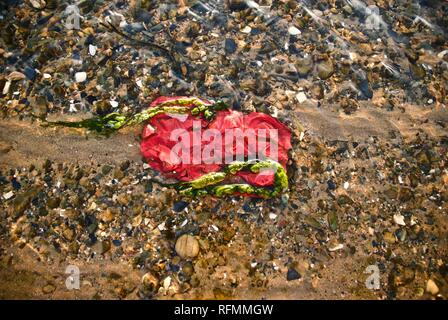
[0,0,447,300]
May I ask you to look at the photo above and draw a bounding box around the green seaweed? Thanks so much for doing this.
[176,159,288,198]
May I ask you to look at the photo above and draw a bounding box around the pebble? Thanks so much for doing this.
[426,279,439,295]
[393,214,406,226]
[3,191,14,200]
[182,261,194,277]
[75,72,87,83]
[101,165,113,175]
[92,240,111,255]
[296,57,313,77]
[296,92,307,104]
[42,283,56,294]
[142,272,159,293]
[327,180,337,190]
[63,228,75,241]
[7,71,26,81]
[224,38,237,54]
[88,44,97,56]
[175,234,199,259]
[383,232,396,244]
[241,26,252,34]
[113,168,124,180]
[23,67,37,81]
[173,201,189,212]
[100,208,116,223]
[328,244,344,252]
[29,0,45,9]
[288,26,301,36]
[286,268,301,281]
[316,59,334,80]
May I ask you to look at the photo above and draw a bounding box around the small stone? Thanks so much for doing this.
[296,92,307,103]
[7,71,26,81]
[101,165,113,175]
[2,80,11,95]
[63,228,75,241]
[328,212,339,232]
[241,26,252,34]
[88,44,97,56]
[224,38,237,54]
[142,272,159,293]
[75,72,87,83]
[10,187,40,218]
[3,191,14,200]
[110,100,119,108]
[162,276,171,290]
[24,67,37,81]
[317,59,334,80]
[93,100,112,116]
[329,243,344,252]
[426,279,439,295]
[288,26,301,36]
[182,261,194,277]
[327,180,337,190]
[229,0,248,11]
[113,168,124,180]
[393,214,406,226]
[119,160,130,171]
[42,283,56,294]
[383,232,396,244]
[310,83,324,99]
[92,240,111,255]
[296,57,313,77]
[47,197,61,209]
[29,0,46,9]
[79,177,90,188]
[100,208,115,223]
[175,234,199,259]
[286,268,301,281]
[173,201,189,212]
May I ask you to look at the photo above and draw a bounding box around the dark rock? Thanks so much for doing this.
[93,100,112,116]
[286,268,301,281]
[327,180,336,190]
[173,201,189,212]
[120,160,130,171]
[47,197,60,209]
[224,38,237,54]
[11,178,21,190]
[228,0,248,11]
[23,67,37,81]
